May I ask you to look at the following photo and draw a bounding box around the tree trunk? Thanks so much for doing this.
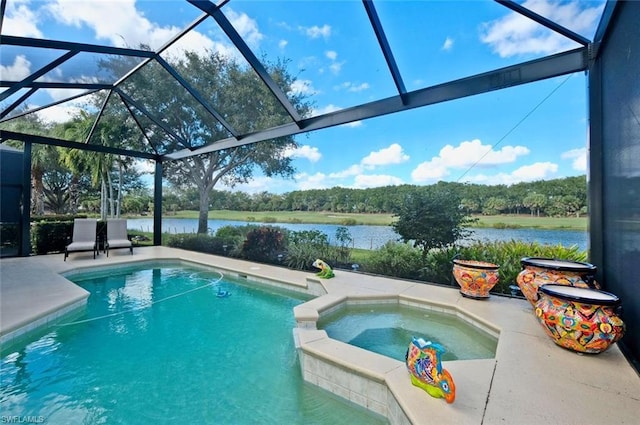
[198,189,210,234]
[32,172,45,215]
[116,158,123,218]
[107,169,114,218]
[69,175,79,214]
[101,178,107,221]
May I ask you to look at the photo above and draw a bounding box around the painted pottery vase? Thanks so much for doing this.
[516,257,599,307]
[405,337,455,403]
[452,259,500,299]
[534,284,625,354]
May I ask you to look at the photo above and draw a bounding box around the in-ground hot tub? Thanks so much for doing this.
[318,302,498,361]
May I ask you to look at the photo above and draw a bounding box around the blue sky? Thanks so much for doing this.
[1,0,606,194]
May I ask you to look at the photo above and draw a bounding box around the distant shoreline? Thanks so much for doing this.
[150,210,588,231]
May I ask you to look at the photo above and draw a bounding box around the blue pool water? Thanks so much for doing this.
[0,262,386,424]
[319,304,498,362]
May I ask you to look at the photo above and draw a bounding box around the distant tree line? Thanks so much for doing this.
[164,176,588,218]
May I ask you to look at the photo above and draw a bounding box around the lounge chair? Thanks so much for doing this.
[64,218,98,261]
[106,219,133,257]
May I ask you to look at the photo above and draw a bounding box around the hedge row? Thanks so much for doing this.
[30,219,108,254]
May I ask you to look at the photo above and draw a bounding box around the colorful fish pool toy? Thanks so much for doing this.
[405,337,456,403]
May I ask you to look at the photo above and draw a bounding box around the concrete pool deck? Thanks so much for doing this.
[1,246,638,424]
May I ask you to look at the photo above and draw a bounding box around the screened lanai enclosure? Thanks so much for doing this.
[1,1,639,369]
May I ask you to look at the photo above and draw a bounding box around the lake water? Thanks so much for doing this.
[128,218,588,252]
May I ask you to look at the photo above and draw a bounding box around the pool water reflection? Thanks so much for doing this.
[0,262,386,425]
[319,304,498,362]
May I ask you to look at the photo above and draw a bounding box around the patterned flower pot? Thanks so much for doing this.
[534,284,625,354]
[516,257,599,307]
[452,259,500,299]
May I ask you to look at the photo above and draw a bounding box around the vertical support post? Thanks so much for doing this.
[587,57,604,281]
[20,141,32,257]
[153,159,162,246]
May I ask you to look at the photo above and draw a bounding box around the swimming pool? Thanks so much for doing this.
[318,304,498,362]
[0,261,386,424]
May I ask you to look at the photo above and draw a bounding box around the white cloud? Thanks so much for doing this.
[314,104,341,115]
[362,144,409,167]
[329,164,364,179]
[353,174,404,189]
[561,147,587,171]
[469,162,558,185]
[44,0,217,59]
[35,104,82,124]
[312,104,362,128]
[289,79,317,96]
[439,139,529,167]
[302,24,331,39]
[481,0,603,57]
[3,1,43,37]
[42,75,100,102]
[442,37,454,51]
[327,144,409,188]
[220,176,282,194]
[329,61,344,75]
[0,55,32,80]
[337,82,370,92]
[165,30,217,59]
[512,161,558,179]
[294,172,330,190]
[225,9,263,48]
[284,145,322,162]
[411,160,450,182]
[278,39,288,49]
[411,139,530,183]
[325,51,337,61]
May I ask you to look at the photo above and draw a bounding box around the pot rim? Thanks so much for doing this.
[453,259,500,270]
[520,257,596,272]
[538,284,619,305]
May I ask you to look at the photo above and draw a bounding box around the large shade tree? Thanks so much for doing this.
[392,187,475,255]
[106,50,312,233]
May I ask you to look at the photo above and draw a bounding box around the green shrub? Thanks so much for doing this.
[0,223,19,248]
[31,214,88,222]
[361,241,424,280]
[285,230,331,270]
[340,218,357,226]
[215,225,248,257]
[241,226,287,263]
[32,219,103,254]
[423,240,588,295]
[166,233,236,256]
[262,216,277,223]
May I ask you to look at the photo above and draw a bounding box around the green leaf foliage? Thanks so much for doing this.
[241,226,287,263]
[423,240,588,294]
[392,187,475,254]
[361,241,424,280]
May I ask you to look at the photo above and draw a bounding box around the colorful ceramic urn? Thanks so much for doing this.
[534,284,625,354]
[405,337,455,403]
[452,259,500,299]
[516,257,599,307]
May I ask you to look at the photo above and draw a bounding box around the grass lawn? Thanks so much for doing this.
[167,210,587,230]
[472,215,587,230]
[170,210,395,226]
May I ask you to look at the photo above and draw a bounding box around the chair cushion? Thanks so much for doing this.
[66,241,96,251]
[107,239,132,248]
